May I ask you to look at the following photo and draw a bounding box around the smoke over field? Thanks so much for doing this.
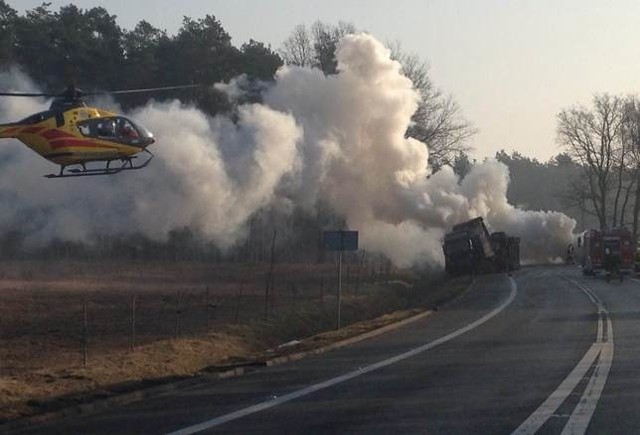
[0,34,575,266]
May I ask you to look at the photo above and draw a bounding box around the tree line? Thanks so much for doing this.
[455,131,640,239]
[452,150,588,229]
[0,1,282,115]
[0,2,474,168]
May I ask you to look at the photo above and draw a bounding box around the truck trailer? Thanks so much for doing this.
[443,217,493,276]
[443,217,520,276]
[490,232,521,272]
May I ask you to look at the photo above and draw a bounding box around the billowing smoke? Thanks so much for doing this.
[0,69,300,247]
[260,35,575,264]
[0,35,575,266]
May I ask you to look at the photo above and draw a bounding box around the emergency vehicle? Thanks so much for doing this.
[574,228,634,275]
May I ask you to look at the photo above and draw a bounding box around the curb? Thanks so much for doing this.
[3,289,458,433]
[263,309,432,366]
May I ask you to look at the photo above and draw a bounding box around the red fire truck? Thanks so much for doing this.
[574,228,634,276]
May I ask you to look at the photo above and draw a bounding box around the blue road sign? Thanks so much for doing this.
[323,230,359,251]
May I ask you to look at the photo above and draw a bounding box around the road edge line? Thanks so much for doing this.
[166,277,517,435]
[512,275,611,435]
[560,290,614,435]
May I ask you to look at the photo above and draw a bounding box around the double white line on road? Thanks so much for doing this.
[167,278,518,435]
[513,278,614,435]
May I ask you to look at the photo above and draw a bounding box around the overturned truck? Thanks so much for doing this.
[443,217,520,276]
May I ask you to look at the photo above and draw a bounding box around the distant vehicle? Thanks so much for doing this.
[574,228,634,276]
[443,217,520,276]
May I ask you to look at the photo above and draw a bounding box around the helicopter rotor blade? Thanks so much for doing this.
[0,91,59,97]
[84,84,201,96]
[0,84,200,100]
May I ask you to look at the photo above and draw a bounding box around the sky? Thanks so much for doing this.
[15,0,640,162]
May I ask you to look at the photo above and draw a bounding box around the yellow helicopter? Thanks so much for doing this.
[0,84,196,178]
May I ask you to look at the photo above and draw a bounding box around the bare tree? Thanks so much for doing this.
[389,43,476,168]
[612,119,635,228]
[557,94,625,230]
[621,95,640,238]
[557,176,597,229]
[279,21,355,74]
[279,24,314,67]
[311,21,355,74]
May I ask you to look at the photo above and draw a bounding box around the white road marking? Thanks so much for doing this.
[512,277,613,435]
[511,340,602,434]
[561,315,613,435]
[166,278,518,435]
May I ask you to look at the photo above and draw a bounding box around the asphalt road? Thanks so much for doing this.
[13,265,640,434]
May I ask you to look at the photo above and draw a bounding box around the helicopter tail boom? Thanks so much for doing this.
[0,124,20,138]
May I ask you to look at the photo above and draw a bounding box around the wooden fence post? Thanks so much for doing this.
[82,301,88,368]
[234,281,244,323]
[264,229,277,319]
[206,286,211,331]
[174,291,181,339]
[129,295,136,351]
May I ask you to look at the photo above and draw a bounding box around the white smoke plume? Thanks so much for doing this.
[0,70,300,248]
[0,35,575,266]
[262,35,575,265]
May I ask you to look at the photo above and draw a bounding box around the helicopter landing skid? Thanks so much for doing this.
[45,150,154,178]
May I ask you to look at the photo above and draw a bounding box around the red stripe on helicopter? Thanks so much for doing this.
[2,127,20,135]
[41,129,76,140]
[50,139,122,150]
[22,126,45,134]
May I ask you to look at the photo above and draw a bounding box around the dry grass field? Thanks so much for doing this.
[0,258,463,422]
[0,258,393,419]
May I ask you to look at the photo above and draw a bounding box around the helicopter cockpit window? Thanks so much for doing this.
[77,122,91,136]
[76,117,144,145]
[97,120,116,138]
[114,118,141,143]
